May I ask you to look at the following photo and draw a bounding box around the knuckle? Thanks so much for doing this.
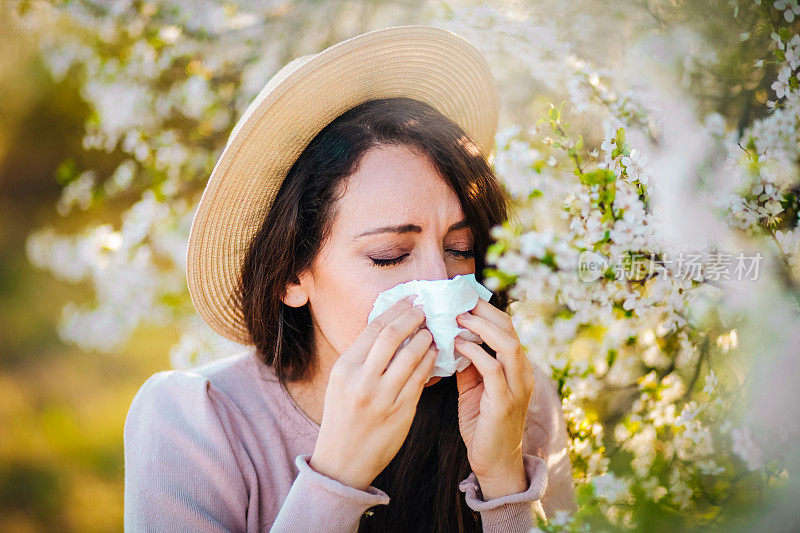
[370,387,392,412]
[378,323,402,343]
[487,359,503,376]
[352,385,372,407]
[365,318,386,336]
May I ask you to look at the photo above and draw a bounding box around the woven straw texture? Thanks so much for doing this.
[186,25,500,344]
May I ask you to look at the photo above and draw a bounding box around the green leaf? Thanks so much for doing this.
[615,127,626,147]
[607,349,617,368]
[482,267,517,288]
[152,186,166,202]
[541,251,557,268]
[486,240,507,257]
[556,306,574,319]
[55,158,79,186]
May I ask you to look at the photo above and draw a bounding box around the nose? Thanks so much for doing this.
[412,244,450,282]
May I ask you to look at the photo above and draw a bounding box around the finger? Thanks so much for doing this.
[456,311,527,400]
[362,304,426,376]
[457,298,519,340]
[468,297,513,329]
[455,362,482,396]
[343,295,416,364]
[380,326,433,391]
[519,347,536,395]
[393,342,438,407]
[453,337,512,403]
[522,355,536,401]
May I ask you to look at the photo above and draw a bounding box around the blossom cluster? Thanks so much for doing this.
[438,2,800,530]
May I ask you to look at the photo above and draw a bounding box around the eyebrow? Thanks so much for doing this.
[353,219,470,240]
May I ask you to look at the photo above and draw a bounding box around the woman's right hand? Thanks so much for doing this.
[309,295,438,491]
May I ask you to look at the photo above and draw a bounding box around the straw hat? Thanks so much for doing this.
[186,24,500,345]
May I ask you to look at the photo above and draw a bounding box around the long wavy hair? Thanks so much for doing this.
[238,96,513,532]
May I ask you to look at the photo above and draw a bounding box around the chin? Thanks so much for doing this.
[424,375,442,387]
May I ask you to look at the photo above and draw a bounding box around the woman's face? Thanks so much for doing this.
[288,143,476,387]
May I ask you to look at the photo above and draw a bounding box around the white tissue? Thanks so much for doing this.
[367,273,494,379]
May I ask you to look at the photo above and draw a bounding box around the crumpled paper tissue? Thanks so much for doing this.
[367,273,493,378]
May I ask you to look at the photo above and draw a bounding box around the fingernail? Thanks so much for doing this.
[457,312,470,320]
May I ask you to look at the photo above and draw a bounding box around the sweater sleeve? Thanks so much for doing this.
[124,370,391,533]
[123,371,251,532]
[458,453,548,532]
[269,454,390,532]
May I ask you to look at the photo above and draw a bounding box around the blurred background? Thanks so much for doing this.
[1,0,798,531]
[0,8,172,532]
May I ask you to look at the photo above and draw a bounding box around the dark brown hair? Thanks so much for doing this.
[238,97,512,532]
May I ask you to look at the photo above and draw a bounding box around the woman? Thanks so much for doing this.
[124,26,576,532]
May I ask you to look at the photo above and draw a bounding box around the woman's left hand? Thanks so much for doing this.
[454,297,536,500]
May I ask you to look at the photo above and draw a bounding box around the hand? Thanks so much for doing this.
[454,298,536,500]
[310,296,437,491]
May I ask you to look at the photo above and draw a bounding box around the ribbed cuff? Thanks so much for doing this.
[458,453,548,530]
[272,454,390,532]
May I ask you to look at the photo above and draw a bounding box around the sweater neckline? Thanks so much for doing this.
[247,348,322,433]
[277,376,322,431]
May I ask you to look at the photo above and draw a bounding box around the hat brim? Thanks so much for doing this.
[186,24,500,345]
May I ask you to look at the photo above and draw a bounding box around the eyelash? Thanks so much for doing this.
[370,249,475,267]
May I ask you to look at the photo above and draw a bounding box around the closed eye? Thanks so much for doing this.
[369,249,475,268]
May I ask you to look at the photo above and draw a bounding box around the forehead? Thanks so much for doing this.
[331,144,465,234]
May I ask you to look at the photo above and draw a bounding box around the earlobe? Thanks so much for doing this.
[282,278,310,308]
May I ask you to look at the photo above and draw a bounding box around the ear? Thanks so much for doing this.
[282,273,310,308]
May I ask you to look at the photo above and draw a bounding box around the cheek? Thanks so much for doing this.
[308,261,381,355]
[309,248,422,358]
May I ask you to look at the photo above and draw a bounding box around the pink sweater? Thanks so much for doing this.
[123,348,577,531]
